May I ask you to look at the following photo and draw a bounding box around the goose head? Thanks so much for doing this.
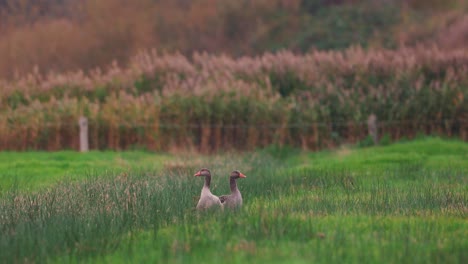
[194,168,211,177]
[230,170,246,179]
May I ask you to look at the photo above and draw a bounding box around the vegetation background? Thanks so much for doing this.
[1,0,467,152]
[0,0,468,78]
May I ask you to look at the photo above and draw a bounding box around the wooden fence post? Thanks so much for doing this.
[79,116,89,152]
[367,114,378,145]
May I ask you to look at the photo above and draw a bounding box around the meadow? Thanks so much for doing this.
[0,137,467,263]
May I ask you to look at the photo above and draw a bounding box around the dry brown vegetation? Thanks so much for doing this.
[1,46,466,151]
[0,0,467,79]
[0,0,304,78]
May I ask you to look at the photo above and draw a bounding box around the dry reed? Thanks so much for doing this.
[1,46,467,151]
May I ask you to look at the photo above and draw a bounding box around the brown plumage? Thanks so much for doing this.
[219,170,246,209]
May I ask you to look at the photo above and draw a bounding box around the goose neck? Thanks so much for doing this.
[203,175,211,189]
[230,177,238,193]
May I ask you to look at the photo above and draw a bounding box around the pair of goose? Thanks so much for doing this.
[194,168,246,210]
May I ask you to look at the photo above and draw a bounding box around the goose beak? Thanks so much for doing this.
[239,173,247,178]
[194,171,201,177]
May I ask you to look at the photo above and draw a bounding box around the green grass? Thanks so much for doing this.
[0,138,467,263]
[0,151,170,191]
[290,137,468,172]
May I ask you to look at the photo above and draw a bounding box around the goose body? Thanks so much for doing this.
[219,170,246,209]
[194,168,223,210]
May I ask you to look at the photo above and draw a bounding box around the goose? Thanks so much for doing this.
[219,170,246,209]
[194,168,223,210]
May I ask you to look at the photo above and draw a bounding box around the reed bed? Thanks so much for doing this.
[1,46,467,151]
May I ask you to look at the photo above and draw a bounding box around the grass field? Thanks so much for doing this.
[0,151,171,191]
[1,138,467,263]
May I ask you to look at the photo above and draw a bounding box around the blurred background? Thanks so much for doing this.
[0,0,467,152]
[1,0,467,78]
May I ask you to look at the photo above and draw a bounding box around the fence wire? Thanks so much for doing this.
[10,119,467,129]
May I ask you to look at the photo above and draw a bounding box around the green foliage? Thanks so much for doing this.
[380,133,392,146]
[260,144,301,160]
[91,86,108,103]
[357,135,375,148]
[133,74,164,96]
[296,3,399,50]
[269,71,309,97]
[6,90,28,109]
[301,0,329,14]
